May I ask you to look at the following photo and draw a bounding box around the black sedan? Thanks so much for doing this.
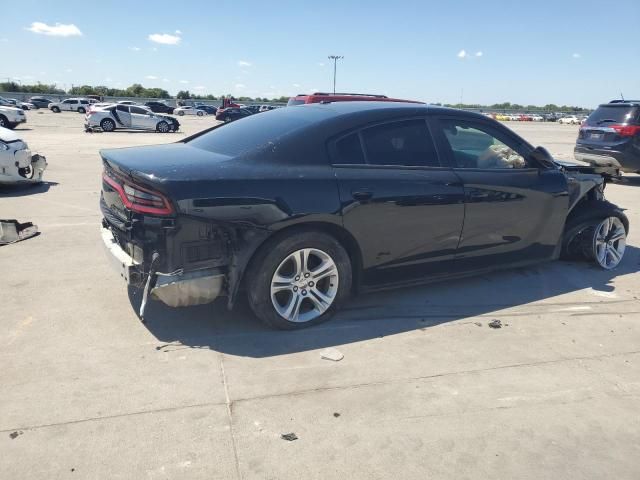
[144,101,174,114]
[29,97,54,109]
[196,105,218,115]
[215,107,253,122]
[100,102,628,329]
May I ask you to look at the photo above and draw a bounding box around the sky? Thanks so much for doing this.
[1,0,639,107]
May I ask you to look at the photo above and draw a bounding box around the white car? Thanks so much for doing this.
[0,105,27,129]
[0,97,35,110]
[49,98,95,113]
[84,104,179,132]
[173,106,206,116]
[0,127,47,184]
[530,115,544,122]
[559,115,580,125]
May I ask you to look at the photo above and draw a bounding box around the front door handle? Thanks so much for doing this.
[352,191,373,202]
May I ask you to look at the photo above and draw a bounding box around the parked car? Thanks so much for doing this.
[49,98,93,113]
[215,107,253,122]
[3,98,35,110]
[559,115,580,125]
[173,106,206,116]
[0,126,47,184]
[0,104,27,129]
[543,113,559,122]
[145,101,174,114]
[195,105,218,115]
[100,102,628,329]
[530,114,544,122]
[29,97,54,109]
[288,92,422,106]
[259,105,274,112]
[85,104,179,133]
[244,105,261,114]
[575,100,640,173]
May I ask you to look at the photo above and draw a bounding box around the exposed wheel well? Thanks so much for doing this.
[235,222,363,302]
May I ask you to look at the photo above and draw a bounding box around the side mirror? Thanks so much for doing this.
[529,146,556,169]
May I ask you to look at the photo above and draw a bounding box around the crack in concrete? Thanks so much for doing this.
[220,352,243,480]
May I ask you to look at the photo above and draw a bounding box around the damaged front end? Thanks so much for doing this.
[0,130,47,185]
[555,159,616,212]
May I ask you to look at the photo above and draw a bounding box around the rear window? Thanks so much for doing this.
[287,98,305,106]
[587,106,639,126]
[187,106,330,156]
[334,133,365,164]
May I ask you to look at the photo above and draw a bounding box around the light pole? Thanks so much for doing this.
[328,55,343,94]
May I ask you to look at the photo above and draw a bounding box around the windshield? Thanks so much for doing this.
[586,105,639,126]
[187,106,328,156]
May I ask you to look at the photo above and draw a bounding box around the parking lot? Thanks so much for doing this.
[2,111,640,479]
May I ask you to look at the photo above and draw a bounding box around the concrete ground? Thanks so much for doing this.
[1,111,639,479]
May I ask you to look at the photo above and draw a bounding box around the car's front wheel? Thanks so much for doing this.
[0,115,8,128]
[246,231,352,329]
[197,110,204,116]
[156,121,169,133]
[78,107,86,114]
[177,111,184,116]
[51,106,60,113]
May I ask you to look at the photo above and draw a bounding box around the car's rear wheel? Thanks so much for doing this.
[156,121,169,133]
[100,118,116,132]
[0,115,7,128]
[197,110,204,116]
[78,107,86,114]
[246,231,352,329]
[178,111,184,116]
[224,116,231,122]
[51,106,60,113]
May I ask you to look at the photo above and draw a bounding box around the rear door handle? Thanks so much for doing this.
[352,191,373,202]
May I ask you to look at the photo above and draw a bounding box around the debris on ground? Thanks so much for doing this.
[488,319,502,329]
[320,347,344,362]
[474,322,482,327]
[0,220,38,245]
[9,431,23,439]
[333,412,341,418]
[281,433,298,441]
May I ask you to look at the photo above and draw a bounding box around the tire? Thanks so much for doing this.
[561,200,629,268]
[100,118,116,132]
[156,121,169,133]
[78,107,86,114]
[197,110,204,116]
[51,106,60,113]
[224,116,231,123]
[178,111,184,116]
[246,230,352,329]
[0,115,7,128]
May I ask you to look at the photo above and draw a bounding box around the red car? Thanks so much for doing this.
[287,92,423,106]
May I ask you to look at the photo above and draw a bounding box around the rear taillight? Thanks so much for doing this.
[102,171,173,216]
[610,124,640,137]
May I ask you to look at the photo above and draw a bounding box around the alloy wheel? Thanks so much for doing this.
[270,248,339,323]
[593,216,626,269]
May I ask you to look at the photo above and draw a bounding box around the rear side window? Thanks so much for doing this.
[130,106,148,114]
[116,105,129,113]
[587,106,639,126]
[335,133,365,164]
[80,100,89,104]
[361,119,440,167]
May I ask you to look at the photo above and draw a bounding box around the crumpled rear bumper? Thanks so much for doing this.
[101,225,225,308]
[0,152,47,184]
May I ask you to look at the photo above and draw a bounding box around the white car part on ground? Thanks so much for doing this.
[0,127,47,184]
[0,220,39,244]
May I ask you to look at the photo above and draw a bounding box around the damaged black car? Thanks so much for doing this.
[100,102,628,329]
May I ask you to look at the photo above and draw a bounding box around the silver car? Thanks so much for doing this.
[84,104,179,133]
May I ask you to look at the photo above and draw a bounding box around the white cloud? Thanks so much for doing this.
[292,83,301,88]
[27,22,82,37]
[65,68,72,73]
[179,80,189,84]
[0,38,8,42]
[457,49,467,59]
[237,60,252,67]
[162,78,170,83]
[148,33,181,45]
[318,62,325,67]
[475,51,483,57]
[104,77,113,82]
[235,83,246,89]
[572,53,581,58]
[175,29,182,35]
[145,75,158,80]
[129,46,141,51]
[194,85,206,90]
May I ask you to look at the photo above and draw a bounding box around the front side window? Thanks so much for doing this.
[436,118,528,169]
[116,105,129,113]
[361,119,440,167]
